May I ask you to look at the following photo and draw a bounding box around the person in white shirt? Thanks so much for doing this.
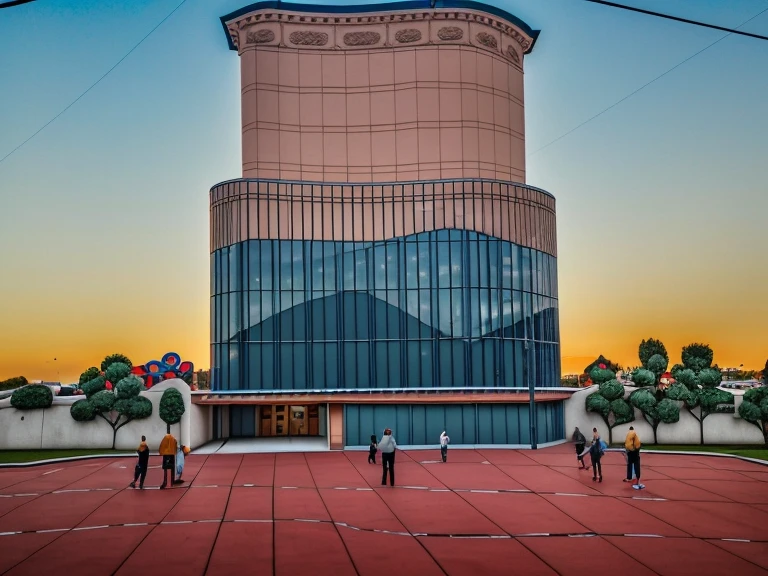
[440,431,450,462]
[378,428,397,486]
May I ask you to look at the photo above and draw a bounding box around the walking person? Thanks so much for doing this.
[159,431,178,489]
[440,431,450,463]
[378,428,397,486]
[590,428,604,483]
[624,426,643,488]
[572,427,590,470]
[174,445,190,485]
[129,435,150,489]
[368,435,378,464]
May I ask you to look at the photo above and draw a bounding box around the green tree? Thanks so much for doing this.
[159,388,185,433]
[70,374,152,449]
[585,362,633,444]
[681,343,714,373]
[10,385,53,409]
[763,359,768,385]
[646,354,669,386]
[675,346,733,444]
[78,367,100,385]
[639,338,669,369]
[738,386,768,444]
[101,353,133,372]
[629,388,680,444]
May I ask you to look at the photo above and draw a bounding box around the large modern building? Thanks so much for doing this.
[200,0,565,449]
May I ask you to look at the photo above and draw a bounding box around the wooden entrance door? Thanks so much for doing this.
[258,404,321,437]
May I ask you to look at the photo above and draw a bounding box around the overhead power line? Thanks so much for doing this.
[0,0,190,167]
[582,0,768,41]
[0,1,37,9]
[528,5,768,157]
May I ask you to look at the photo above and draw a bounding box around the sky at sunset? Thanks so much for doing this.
[1,0,766,383]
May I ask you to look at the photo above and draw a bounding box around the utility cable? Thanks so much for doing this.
[581,0,768,41]
[0,0,190,167]
[528,5,768,157]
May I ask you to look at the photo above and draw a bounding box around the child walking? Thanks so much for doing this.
[174,445,190,485]
[368,435,378,464]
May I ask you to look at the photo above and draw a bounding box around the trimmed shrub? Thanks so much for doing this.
[90,389,116,413]
[589,366,616,385]
[115,396,153,419]
[10,385,53,410]
[639,338,668,368]
[81,375,107,398]
[586,392,610,416]
[698,368,722,388]
[632,369,656,388]
[657,398,680,424]
[115,375,144,399]
[666,383,690,402]
[71,398,97,421]
[681,343,714,372]
[105,362,131,385]
[159,388,185,429]
[610,398,634,424]
[647,354,669,379]
[101,354,132,372]
[78,367,100,385]
[0,376,28,392]
[599,380,625,401]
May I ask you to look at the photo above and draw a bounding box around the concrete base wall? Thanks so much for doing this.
[0,380,192,451]
[565,385,764,445]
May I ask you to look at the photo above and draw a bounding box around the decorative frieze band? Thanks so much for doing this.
[230,8,535,65]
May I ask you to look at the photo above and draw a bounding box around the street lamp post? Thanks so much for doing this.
[525,339,537,450]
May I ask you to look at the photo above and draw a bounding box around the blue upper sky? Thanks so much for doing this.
[0,0,766,379]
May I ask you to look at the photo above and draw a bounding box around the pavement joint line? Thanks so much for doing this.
[722,538,752,543]
[0,519,766,543]
[3,483,762,503]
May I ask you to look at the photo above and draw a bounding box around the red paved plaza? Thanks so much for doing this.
[1,444,767,575]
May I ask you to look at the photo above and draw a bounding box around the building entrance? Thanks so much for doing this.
[259,404,320,437]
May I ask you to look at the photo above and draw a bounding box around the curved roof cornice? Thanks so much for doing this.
[220,1,540,56]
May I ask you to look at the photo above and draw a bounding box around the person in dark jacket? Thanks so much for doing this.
[368,435,378,464]
[572,427,590,470]
[590,427,604,483]
[378,428,397,486]
[129,435,150,489]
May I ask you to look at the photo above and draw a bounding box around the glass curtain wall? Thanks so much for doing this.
[211,230,559,390]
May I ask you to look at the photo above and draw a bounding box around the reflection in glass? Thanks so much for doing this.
[212,231,559,391]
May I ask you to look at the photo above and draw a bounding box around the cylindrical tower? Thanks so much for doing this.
[208,1,561,448]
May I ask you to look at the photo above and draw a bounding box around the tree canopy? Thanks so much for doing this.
[639,338,669,368]
[159,388,185,432]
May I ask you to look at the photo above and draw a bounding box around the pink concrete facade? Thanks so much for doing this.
[222,7,535,183]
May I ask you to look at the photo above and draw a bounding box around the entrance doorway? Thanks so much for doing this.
[259,404,320,437]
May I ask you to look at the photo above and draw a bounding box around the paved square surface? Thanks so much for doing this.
[1,444,767,575]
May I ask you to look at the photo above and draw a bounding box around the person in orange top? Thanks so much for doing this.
[159,432,178,489]
[624,427,642,486]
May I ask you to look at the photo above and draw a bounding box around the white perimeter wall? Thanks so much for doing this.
[565,385,764,445]
[0,380,208,451]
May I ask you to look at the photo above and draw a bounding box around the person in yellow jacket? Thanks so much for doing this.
[159,432,178,489]
[624,427,642,486]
